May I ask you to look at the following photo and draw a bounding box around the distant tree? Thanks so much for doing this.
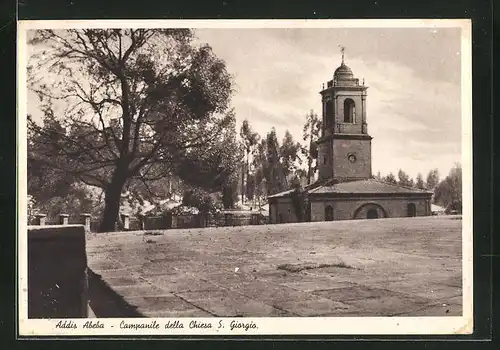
[397,169,414,187]
[290,168,308,188]
[182,188,220,216]
[265,129,287,195]
[434,163,462,213]
[239,119,260,204]
[374,171,382,180]
[28,29,235,232]
[280,130,302,183]
[415,173,425,189]
[252,138,269,201]
[221,177,239,209]
[426,169,440,190]
[246,174,256,202]
[290,183,308,222]
[384,173,397,184]
[301,110,321,184]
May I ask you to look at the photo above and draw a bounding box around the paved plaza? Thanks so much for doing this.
[86,216,462,318]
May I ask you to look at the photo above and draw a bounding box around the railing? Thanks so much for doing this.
[29,212,270,233]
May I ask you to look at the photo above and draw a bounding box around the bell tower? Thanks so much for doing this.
[316,47,372,182]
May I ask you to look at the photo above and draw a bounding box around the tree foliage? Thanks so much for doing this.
[383,173,397,184]
[181,188,220,217]
[280,130,302,180]
[414,173,425,189]
[397,169,414,188]
[239,119,260,203]
[426,169,440,190]
[301,110,321,184]
[434,163,462,213]
[27,29,236,231]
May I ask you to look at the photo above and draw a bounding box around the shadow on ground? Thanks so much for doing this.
[87,269,144,317]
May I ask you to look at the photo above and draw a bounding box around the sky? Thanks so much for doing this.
[26,26,464,180]
[193,27,463,180]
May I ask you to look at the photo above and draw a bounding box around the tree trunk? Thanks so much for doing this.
[246,151,250,202]
[307,124,314,185]
[241,162,245,205]
[99,172,127,232]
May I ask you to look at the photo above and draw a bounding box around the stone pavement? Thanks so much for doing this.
[86,216,463,317]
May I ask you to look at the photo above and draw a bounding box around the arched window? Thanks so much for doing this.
[325,205,334,221]
[344,98,355,123]
[325,100,333,127]
[407,203,416,217]
[367,209,378,219]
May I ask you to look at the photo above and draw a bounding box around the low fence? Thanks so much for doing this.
[29,211,269,232]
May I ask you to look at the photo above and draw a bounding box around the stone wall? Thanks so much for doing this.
[317,139,333,181]
[310,196,431,221]
[332,138,372,180]
[28,225,88,318]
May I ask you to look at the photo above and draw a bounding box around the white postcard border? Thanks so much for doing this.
[17,18,473,337]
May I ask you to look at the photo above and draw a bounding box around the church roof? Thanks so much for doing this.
[334,63,354,79]
[267,179,433,199]
[267,189,296,199]
[308,179,433,196]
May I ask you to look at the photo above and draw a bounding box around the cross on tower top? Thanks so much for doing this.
[339,45,345,64]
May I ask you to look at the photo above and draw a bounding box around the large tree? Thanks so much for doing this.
[27,29,235,232]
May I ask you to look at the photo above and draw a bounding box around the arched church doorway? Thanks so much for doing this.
[344,98,355,123]
[353,203,388,220]
[367,209,378,219]
[325,205,334,221]
[407,203,416,217]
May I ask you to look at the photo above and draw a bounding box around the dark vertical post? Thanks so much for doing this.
[28,225,88,318]
[35,214,46,226]
[59,213,69,225]
[120,214,130,230]
[80,213,91,232]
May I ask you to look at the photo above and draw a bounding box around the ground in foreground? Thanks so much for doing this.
[86,216,463,317]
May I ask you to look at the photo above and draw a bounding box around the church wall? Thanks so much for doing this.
[269,198,298,224]
[317,140,332,180]
[332,139,371,179]
[310,197,431,221]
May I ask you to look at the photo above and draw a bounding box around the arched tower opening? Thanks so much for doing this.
[344,98,355,123]
[325,100,334,128]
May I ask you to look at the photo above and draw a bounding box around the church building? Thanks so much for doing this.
[268,51,433,223]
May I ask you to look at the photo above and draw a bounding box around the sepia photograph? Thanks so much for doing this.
[18,19,472,336]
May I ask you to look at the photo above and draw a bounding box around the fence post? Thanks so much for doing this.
[58,214,69,225]
[251,213,259,225]
[138,214,144,230]
[80,213,91,232]
[224,213,233,227]
[120,213,130,230]
[35,214,46,226]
